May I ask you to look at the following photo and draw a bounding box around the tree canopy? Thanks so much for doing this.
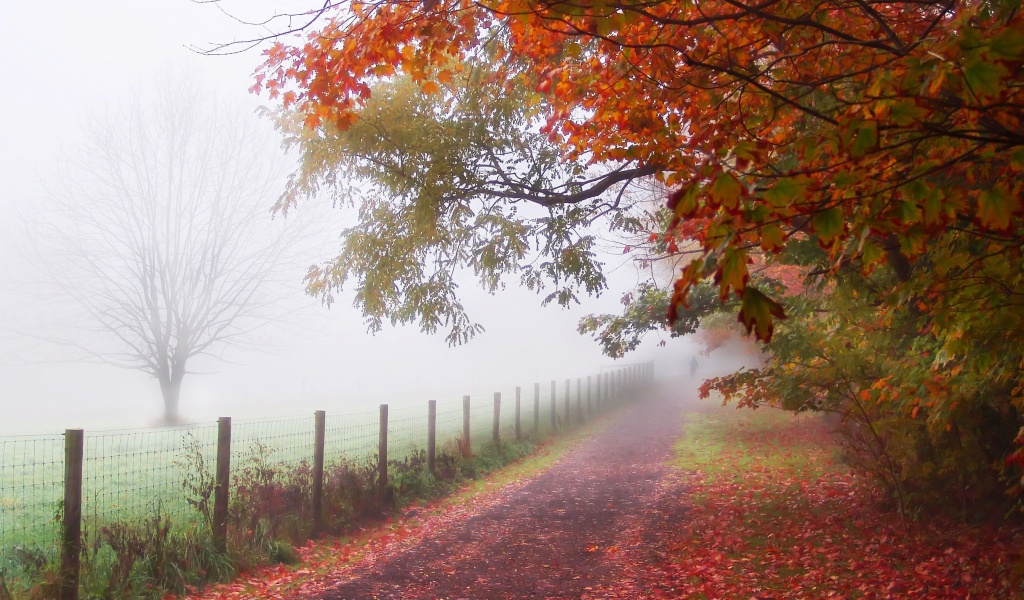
[256,0,1023,339]
[251,0,1024,514]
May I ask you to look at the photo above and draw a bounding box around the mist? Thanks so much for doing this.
[0,1,758,436]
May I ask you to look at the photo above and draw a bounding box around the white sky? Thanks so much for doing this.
[0,1,694,435]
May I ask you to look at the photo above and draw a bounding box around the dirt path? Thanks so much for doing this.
[305,381,694,600]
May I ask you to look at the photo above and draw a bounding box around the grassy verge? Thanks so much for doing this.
[673,404,841,482]
[656,400,1021,599]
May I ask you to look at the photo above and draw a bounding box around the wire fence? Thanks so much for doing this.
[0,434,64,550]
[0,362,653,572]
[82,422,218,531]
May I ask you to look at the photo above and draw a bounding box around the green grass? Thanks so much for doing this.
[673,402,842,483]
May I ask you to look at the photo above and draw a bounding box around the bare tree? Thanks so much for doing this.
[18,78,312,423]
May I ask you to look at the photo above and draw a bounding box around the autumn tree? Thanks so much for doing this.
[246,0,1020,329]
[231,0,1024,513]
[21,80,309,423]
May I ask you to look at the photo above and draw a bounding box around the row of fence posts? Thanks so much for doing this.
[54,362,653,599]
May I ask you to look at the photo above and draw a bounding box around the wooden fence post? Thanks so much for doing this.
[550,381,557,430]
[564,379,570,425]
[213,417,231,554]
[463,395,471,455]
[312,410,325,537]
[378,404,389,493]
[493,392,501,445]
[533,383,540,433]
[427,400,437,474]
[596,372,602,408]
[587,375,592,418]
[514,386,521,441]
[576,378,582,423]
[60,428,83,600]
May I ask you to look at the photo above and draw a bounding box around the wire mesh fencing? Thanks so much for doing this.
[0,434,64,551]
[0,361,654,588]
[387,404,429,462]
[81,423,218,532]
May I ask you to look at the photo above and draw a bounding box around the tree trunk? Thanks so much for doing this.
[159,369,186,424]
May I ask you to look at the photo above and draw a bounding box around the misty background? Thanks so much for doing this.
[0,0,716,436]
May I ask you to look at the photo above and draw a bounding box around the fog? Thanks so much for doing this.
[0,1,752,435]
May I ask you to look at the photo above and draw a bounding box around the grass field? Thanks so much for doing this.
[0,385,571,557]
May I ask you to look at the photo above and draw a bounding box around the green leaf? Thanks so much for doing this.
[849,121,878,158]
[889,100,926,126]
[812,207,845,246]
[738,287,787,342]
[765,176,813,208]
[894,201,922,225]
[760,223,786,252]
[667,184,700,217]
[1011,147,1024,172]
[709,172,744,210]
[963,55,1006,100]
[977,187,1020,231]
[716,247,749,300]
[732,140,761,169]
[990,28,1024,60]
[860,240,885,270]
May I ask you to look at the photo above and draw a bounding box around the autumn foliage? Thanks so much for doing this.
[256,0,1023,337]
[254,0,1024,517]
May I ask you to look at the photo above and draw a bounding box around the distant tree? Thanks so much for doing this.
[22,78,309,423]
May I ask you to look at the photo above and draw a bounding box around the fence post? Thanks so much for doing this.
[213,417,231,554]
[463,395,471,455]
[550,380,557,430]
[60,428,83,600]
[378,404,388,493]
[312,410,325,537]
[533,383,540,433]
[493,392,501,445]
[596,372,602,409]
[576,378,582,423]
[514,386,521,441]
[564,379,570,425]
[427,400,437,474]
[587,375,592,418]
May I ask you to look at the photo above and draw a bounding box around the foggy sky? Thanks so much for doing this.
[0,1,706,435]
